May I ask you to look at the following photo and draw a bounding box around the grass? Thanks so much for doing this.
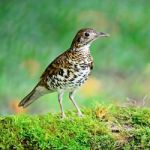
[0,106,150,149]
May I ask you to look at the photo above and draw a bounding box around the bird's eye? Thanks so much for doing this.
[85,32,90,37]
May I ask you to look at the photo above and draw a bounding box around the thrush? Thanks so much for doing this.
[18,28,109,118]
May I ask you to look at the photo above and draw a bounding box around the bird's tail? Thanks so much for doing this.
[18,85,49,108]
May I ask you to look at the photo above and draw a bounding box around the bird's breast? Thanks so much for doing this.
[46,62,91,91]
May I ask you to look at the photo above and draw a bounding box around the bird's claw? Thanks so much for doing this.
[61,113,67,119]
[77,112,83,117]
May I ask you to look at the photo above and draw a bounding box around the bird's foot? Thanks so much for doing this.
[77,112,83,117]
[61,113,67,119]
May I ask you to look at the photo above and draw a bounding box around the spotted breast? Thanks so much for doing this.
[40,46,93,91]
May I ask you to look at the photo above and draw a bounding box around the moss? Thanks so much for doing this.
[0,106,150,149]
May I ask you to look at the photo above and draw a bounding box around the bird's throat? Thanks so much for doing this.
[71,43,90,52]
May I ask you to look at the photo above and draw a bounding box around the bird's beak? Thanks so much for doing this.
[96,32,110,38]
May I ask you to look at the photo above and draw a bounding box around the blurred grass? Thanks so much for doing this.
[0,0,150,114]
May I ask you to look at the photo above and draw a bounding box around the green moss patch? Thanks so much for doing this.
[0,106,150,149]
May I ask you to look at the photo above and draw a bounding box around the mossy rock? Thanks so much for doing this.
[0,106,150,149]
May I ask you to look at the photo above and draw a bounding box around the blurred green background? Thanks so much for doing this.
[0,0,150,115]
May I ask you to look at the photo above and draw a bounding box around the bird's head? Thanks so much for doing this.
[71,28,109,49]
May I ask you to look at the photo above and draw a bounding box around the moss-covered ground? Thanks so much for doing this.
[0,106,150,149]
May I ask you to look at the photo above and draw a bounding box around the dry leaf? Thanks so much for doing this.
[95,107,107,119]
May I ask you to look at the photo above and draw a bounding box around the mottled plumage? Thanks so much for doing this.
[18,28,109,118]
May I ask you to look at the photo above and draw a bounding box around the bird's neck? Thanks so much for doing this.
[70,44,90,53]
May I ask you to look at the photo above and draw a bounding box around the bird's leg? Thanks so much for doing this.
[69,91,83,117]
[58,91,66,118]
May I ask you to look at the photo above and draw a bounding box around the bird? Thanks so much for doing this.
[18,28,109,118]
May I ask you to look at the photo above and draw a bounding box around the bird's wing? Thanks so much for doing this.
[40,50,70,79]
